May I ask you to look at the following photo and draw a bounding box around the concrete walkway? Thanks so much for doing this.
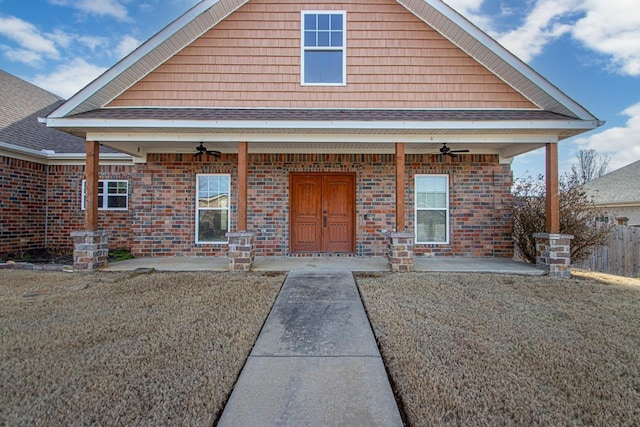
[217,271,403,426]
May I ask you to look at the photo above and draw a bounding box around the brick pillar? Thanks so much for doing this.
[71,230,109,271]
[387,232,414,272]
[227,231,256,271]
[533,233,574,278]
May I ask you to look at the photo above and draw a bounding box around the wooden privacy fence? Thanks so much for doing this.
[574,225,640,278]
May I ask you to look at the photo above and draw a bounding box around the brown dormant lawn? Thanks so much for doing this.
[0,270,284,425]
[356,271,640,426]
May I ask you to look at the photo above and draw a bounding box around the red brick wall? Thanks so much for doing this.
[3,152,513,258]
[0,156,47,254]
[45,164,134,250]
[407,154,514,257]
[129,153,237,257]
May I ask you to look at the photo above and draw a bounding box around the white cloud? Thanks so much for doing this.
[114,35,141,59]
[0,16,59,60]
[77,35,110,51]
[497,0,580,62]
[571,0,640,76]
[49,0,130,22]
[1,47,45,66]
[574,102,640,170]
[32,58,107,99]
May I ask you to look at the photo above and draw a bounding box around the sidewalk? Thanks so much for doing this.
[217,271,403,426]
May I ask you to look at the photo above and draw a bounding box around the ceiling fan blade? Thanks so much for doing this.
[450,149,470,153]
[193,151,203,157]
[206,150,221,157]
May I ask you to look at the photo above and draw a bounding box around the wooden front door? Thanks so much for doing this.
[290,173,355,253]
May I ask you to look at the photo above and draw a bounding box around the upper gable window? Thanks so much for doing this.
[301,11,346,85]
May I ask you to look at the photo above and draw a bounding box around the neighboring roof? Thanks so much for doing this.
[0,70,87,153]
[48,0,601,123]
[584,160,640,205]
[0,70,126,161]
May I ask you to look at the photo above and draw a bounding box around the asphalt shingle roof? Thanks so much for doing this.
[70,108,575,122]
[584,160,640,204]
[0,70,90,154]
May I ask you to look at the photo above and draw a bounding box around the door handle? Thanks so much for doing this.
[323,215,327,227]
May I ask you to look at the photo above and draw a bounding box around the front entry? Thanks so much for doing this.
[290,173,355,253]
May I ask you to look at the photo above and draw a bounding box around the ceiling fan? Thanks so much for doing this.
[194,142,221,159]
[439,143,469,158]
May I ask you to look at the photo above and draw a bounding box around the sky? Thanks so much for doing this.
[0,0,639,179]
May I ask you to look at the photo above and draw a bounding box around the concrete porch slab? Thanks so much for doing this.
[415,256,544,275]
[102,254,542,275]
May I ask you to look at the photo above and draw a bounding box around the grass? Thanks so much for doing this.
[356,271,640,426]
[0,270,285,426]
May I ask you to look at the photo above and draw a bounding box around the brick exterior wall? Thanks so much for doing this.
[0,156,47,254]
[46,164,134,251]
[407,154,514,258]
[2,152,514,258]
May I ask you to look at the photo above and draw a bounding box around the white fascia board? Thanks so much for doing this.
[51,117,601,132]
[47,0,223,118]
[0,141,47,163]
[88,131,560,144]
[0,141,134,165]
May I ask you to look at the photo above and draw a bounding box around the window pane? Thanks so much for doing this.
[330,14,343,31]
[416,176,447,208]
[331,31,342,47]
[198,210,228,242]
[98,195,104,208]
[304,50,343,83]
[198,175,230,208]
[417,210,447,242]
[304,30,316,47]
[317,31,330,46]
[107,195,127,209]
[304,14,316,30]
[317,14,329,30]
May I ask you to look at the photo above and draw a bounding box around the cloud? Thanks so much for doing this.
[49,0,130,22]
[573,102,640,170]
[1,46,45,66]
[32,58,107,99]
[0,15,59,60]
[571,0,640,76]
[496,0,580,63]
[114,35,141,59]
[77,35,110,51]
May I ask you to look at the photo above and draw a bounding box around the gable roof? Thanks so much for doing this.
[0,70,86,153]
[584,160,640,205]
[0,70,128,160]
[48,0,599,122]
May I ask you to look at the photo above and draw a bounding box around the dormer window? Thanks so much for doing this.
[301,11,346,85]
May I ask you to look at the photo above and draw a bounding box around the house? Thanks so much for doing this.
[0,70,134,257]
[584,160,640,226]
[39,0,602,273]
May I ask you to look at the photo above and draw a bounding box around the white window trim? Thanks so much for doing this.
[195,174,230,245]
[300,10,347,86]
[81,179,128,211]
[414,174,450,244]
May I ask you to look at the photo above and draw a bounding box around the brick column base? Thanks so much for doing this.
[387,232,414,272]
[227,231,256,271]
[533,233,574,278]
[70,230,109,271]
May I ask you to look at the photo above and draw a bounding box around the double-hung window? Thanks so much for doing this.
[196,174,230,244]
[415,175,449,244]
[301,11,346,85]
[81,180,128,210]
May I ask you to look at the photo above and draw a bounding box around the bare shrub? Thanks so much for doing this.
[512,175,613,264]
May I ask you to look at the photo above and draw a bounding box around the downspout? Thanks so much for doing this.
[45,164,49,248]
